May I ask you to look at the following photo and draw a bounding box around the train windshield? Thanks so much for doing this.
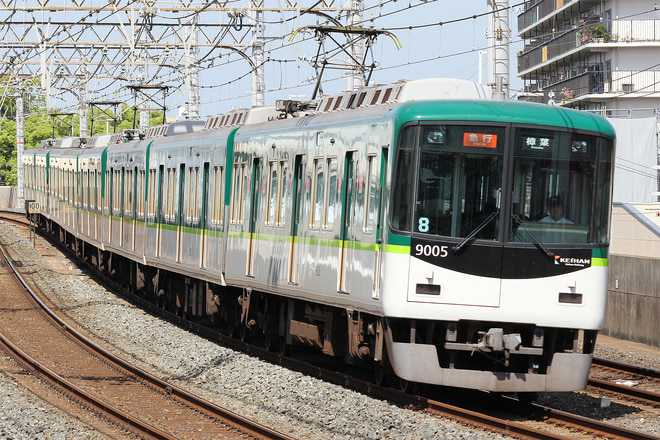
[510,127,613,244]
[391,124,613,245]
[392,124,505,240]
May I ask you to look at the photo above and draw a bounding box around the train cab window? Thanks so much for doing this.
[392,124,505,239]
[510,128,613,244]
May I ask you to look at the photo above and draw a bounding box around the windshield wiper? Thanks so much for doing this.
[512,214,555,258]
[453,210,499,254]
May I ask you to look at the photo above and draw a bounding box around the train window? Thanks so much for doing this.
[147,169,156,218]
[212,166,224,225]
[391,126,415,232]
[164,168,172,221]
[230,163,245,224]
[95,170,101,213]
[82,170,88,210]
[311,159,324,229]
[266,161,278,226]
[186,167,193,222]
[324,158,337,229]
[113,169,121,216]
[278,162,288,226]
[104,170,110,213]
[137,170,146,219]
[192,167,199,222]
[364,155,378,233]
[126,169,134,217]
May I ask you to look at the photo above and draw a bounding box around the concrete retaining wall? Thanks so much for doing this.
[603,255,660,347]
[0,187,18,211]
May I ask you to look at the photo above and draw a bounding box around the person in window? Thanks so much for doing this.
[540,196,574,224]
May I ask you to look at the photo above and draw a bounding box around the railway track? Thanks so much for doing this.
[2,210,659,440]
[0,223,295,440]
[588,357,660,405]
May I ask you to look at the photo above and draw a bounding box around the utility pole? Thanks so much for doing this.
[16,90,24,209]
[183,12,200,120]
[251,0,265,107]
[346,0,364,91]
[487,0,510,100]
[79,63,89,136]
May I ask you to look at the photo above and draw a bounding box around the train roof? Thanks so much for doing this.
[390,99,616,138]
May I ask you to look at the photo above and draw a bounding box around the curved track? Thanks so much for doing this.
[0,221,295,440]
[3,210,658,440]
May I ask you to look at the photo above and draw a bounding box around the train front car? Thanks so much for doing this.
[382,100,615,392]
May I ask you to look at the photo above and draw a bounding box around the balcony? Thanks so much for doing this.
[518,20,660,75]
[518,0,578,32]
[518,28,580,73]
[522,69,660,104]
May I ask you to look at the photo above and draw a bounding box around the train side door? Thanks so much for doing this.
[373,148,388,299]
[338,151,356,292]
[156,165,164,258]
[200,162,209,268]
[288,155,305,284]
[119,167,125,246]
[247,158,261,276]
[177,163,185,262]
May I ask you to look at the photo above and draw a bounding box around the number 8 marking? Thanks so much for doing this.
[418,217,429,233]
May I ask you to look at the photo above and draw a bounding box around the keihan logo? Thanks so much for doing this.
[554,255,591,267]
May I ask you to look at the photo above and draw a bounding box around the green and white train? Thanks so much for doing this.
[23,78,616,392]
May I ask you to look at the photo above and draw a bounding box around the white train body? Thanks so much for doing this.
[23,79,616,392]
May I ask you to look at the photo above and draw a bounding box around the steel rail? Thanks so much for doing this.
[0,237,296,440]
[7,210,657,440]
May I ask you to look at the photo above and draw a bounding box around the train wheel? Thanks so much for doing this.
[396,377,413,394]
[374,361,388,387]
[239,324,251,343]
[264,334,280,352]
[279,340,292,356]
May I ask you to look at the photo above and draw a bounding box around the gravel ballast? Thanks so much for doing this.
[0,220,657,439]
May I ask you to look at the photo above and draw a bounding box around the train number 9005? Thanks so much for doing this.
[414,244,448,258]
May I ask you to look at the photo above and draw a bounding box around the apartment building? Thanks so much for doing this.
[517,0,660,118]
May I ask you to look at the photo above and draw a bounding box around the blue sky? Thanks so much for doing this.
[193,1,525,117]
[4,1,524,120]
